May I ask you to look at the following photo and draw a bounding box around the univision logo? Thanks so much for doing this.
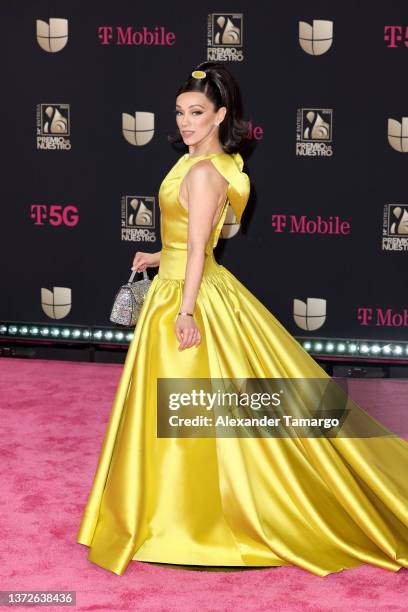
[219,205,242,239]
[41,286,71,319]
[36,18,68,52]
[293,297,327,331]
[388,117,408,152]
[122,111,155,145]
[298,19,334,55]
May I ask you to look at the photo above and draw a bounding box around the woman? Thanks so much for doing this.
[77,61,408,577]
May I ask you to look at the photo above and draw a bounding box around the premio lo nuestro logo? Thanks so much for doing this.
[382,204,408,252]
[296,108,333,156]
[298,19,333,55]
[121,196,157,242]
[388,117,408,152]
[207,13,243,61]
[293,297,327,331]
[122,112,155,146]
[36,104,71,150]
[36,17,68,52]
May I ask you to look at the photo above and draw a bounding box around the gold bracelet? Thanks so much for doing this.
[178,311,194,316]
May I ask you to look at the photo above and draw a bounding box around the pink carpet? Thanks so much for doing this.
[1,356,407,611]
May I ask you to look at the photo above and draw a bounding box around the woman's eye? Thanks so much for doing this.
[175,111,202,116]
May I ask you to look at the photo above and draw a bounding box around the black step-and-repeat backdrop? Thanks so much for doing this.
[1,2,407,340]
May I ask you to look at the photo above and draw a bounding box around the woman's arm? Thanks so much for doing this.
[176,160,228,350]
[132,249,161,271]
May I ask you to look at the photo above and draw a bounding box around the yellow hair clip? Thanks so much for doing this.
[191,70,206,79]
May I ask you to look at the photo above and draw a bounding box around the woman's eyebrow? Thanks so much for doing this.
[175,104,205,109]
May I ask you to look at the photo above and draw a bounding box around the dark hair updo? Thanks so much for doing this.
[168,61,250,154]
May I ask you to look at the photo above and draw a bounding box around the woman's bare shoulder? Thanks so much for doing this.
[185,158,229,187]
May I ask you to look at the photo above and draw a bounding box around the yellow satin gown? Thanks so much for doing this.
[77,151,408,577]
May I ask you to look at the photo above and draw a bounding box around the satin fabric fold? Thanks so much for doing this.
[77,152,408,577]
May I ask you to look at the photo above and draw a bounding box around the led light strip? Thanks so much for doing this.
[0,322,407,360]
[0,322,134,344]
[299,337,408,360]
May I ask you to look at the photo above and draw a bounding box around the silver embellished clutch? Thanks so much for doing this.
[110,269,152,327]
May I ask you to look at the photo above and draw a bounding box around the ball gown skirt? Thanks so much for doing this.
[77,152,408,577]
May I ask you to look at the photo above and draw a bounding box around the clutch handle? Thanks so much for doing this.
[128,268,149,284]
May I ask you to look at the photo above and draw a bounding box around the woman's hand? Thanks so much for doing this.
[132,251,160,272]
[175,314,201,350]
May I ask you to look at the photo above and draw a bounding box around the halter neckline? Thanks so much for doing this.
[184,152,228,160]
